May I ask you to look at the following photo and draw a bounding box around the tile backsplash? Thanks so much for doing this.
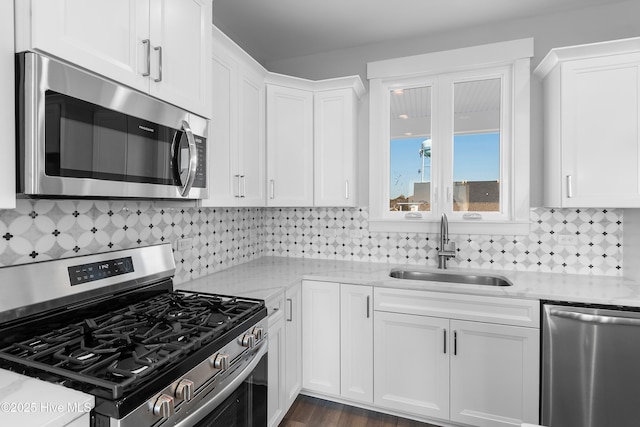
[264,207,622,276]
[0,199,266,284]
[0,200,623,282]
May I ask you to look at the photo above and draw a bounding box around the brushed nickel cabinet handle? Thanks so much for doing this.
[566,175,573,198]
[286,298,293,322]
[142,39,151,77]
[154,46,163,82]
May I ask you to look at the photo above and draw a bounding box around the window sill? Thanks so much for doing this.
[368,219,531,235]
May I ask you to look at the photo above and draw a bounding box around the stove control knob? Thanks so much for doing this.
[153,394,175,419]
[241,333,256,348]
[211,353,229,371]
[252,327,264,341]
[175,379,195,402]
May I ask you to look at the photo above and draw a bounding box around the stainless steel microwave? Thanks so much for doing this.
[16,52,208,199]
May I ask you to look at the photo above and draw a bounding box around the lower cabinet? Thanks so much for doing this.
[374,311,450,419]
[284,283,302,406]
[267,307,285,427]
[267,283,302,427]
[449,320,539,427]
[300,281,540,427]
[302,280,373,404]
[374,288,540,427]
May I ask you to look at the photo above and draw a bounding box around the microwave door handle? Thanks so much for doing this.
[178,120,198,197]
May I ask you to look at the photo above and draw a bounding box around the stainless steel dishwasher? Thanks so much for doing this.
[542,302,640,427]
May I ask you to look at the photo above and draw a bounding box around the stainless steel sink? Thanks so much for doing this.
[389,268,513,286]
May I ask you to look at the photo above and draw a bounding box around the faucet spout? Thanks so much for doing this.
[437,213,456,269]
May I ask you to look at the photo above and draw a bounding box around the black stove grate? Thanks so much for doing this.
[0,290,264,400]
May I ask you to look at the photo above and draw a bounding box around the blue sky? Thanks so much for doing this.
[389,133,500,199]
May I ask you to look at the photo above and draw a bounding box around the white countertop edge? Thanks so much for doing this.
[178,256,639,308]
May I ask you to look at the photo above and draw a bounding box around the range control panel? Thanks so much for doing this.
[68,256,134,286]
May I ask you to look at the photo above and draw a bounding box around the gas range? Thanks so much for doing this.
[0,244,268,426]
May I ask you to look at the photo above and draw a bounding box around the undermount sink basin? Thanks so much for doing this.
[389,268,513,287]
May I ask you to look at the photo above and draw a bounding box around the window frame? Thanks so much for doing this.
[367,38,533,235]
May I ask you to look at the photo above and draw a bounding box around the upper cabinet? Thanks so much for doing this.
[265,74,365,207]
[266,83,315,207]
[204,26,266,207]
[14,0,212,118]
[535,37,640,207]
[314,87,361,207]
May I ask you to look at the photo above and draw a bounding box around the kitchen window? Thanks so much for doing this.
[368,38,533,234]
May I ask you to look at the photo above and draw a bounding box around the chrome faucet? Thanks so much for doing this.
[437,213,456,269]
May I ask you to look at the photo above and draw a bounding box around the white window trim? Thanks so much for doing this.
[368,39,533,235]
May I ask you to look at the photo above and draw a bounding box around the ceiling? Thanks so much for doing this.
[212,0,626,64]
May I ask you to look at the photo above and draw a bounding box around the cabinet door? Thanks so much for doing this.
[340,284,373,403]
[149,0,211,117]
[284,283,302,407]
[314,89,357,207]
[374,311,449,420]
[302,280,340,396]
[25,0,149,92]
[237,65,266,206]
[449,320,539,427]
[561,53,640,207]
[266,85,314,207]
[204,45,239,207]
[267,313,286,427]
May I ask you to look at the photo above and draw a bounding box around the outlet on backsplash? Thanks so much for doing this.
[556,234,578,246]
[177,238,193,252]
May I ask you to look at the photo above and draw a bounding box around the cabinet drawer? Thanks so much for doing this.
[374,288,539,328]
[266,291,286,320]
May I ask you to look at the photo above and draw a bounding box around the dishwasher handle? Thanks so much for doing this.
[549,308,640,327]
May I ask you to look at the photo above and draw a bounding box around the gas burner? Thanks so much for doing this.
[64,348,101,365]
[109,356,153,378]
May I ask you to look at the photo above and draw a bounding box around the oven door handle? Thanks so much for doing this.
[175,340,267,426]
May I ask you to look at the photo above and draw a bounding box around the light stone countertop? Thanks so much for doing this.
[178,256,640,308]
[2,256,637,427]
[0,370,94,427]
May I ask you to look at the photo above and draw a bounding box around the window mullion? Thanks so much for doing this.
[435,75,455,216]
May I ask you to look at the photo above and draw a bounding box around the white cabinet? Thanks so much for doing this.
[373,288,540,427]
[301,280,340,395]
[374,311,449,419]
[302,281,373,404]
[267,307,285,427]
[314,88,360,206]
[449,320,539,427]
[0,0,15,208]
[15,0,212,117]
[535,37,640,207]
[265,75,365,207]
[205,27,266,207]
[266,84,315,207]
[340,284,373,403]
[267,283,301,427]
[284,283,302,406]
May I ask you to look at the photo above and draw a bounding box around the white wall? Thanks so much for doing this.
[264,0,640,207]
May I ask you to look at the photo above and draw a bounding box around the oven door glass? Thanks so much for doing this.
[194,353,267,427]
[44,90,179,186]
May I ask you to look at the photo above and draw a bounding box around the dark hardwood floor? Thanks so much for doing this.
[279,395,440,427]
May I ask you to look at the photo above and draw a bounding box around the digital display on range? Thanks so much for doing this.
[68,257,134,286]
